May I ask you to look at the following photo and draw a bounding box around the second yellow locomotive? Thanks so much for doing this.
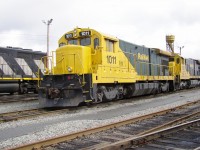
[38,27,200,107]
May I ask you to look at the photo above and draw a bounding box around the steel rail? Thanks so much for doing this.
[1,101,119,123]
[0,100,113,123]
[0,94,38,104]
[97,118,200,150]
[0,97,38,104]
[1,88,199,123]
[0,108,70,123]
[11,100,200,150]
[138,110,200,135]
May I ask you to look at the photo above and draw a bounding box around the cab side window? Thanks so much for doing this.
[94,38,99,49]
[176,58,180,64]
[106,39,114,52]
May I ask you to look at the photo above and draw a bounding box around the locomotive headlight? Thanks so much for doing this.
[67,66,73,72]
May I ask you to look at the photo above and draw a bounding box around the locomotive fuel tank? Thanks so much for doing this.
[0,81,19,94]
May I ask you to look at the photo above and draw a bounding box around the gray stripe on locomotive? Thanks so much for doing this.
[195,60,200,76]
[119,40,170,76]
[0,47,46,78]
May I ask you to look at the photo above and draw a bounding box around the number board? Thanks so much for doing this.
[79,31,91,37]
[65,33,73,39]
[107,56,116,64]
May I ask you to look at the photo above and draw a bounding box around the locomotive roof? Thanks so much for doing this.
[153,48,173,57]
[0,46,46,55]
[60,27,118,41]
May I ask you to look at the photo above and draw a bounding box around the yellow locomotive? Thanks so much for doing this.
[38,27,200,107]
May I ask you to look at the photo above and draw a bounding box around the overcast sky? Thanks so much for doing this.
[0,0,200,59]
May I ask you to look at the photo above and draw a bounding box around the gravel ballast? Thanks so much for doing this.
[0,88,200,149]
[0,101,39,114]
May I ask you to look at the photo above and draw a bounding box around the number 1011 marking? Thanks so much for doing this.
[107,56,116,64]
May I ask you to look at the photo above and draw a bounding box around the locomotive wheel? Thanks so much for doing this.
[97,90,103,102]
[18,83,28,94]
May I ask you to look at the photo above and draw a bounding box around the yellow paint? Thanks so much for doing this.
[45,27,200,87]
[137,53,149,61]
[0,78,38,80]
[137,75,174,81]
[51,27,138,84]
[53,45,92,75]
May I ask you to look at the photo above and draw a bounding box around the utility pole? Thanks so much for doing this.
[178,46,184,55]
[42,19,53,68]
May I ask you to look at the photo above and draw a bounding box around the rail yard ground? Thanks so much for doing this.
[0,95,38,114]
[0,88,200,149]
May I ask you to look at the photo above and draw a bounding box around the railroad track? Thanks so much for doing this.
[0,100,117,123]
[0,85,191,104]
[1,87,199,123]
[98,119,200,150]
[0,94,38,104]
[0,88,199,124]
[11,100,200,150]
[0,108,73,123]
[0,93,157,123]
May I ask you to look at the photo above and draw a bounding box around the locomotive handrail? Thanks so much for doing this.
[45,51,87,84]
[91,46,103,55]
[75,53,86,85]
[37,56,53,87]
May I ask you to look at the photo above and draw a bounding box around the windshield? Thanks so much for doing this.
[68,39,78,45]
[80,37,91,46]
[67,38,91,46]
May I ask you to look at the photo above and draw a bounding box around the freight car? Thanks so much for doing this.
[0,46,46,94]
[38,27,200,107]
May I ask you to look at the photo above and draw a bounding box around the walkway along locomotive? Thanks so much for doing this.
[38,28,200,107]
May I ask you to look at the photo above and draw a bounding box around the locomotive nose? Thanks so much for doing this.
[54,45,92,75]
